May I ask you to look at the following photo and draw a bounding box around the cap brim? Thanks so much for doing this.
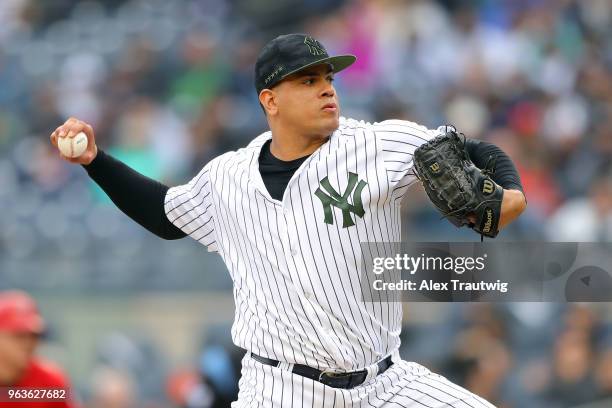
[0,316,45,334]
[276,54,357,84]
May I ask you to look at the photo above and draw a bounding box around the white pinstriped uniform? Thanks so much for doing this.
[164,117,495,407]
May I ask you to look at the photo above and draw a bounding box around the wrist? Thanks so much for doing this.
[83,144,98,166]
[82,145,101,170]
[499,189,526,229]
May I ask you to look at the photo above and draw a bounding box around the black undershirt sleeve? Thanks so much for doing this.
[82,149,187,240]
[465,139,524,193]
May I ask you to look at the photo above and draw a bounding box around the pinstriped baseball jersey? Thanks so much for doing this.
[164,117,439,372]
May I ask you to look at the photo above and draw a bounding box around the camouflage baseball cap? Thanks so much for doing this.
[254,33,356,94]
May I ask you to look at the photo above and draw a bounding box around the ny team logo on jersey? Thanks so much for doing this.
[304,36,326,56]
[314,172,367,228]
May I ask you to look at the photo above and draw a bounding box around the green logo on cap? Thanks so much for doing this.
[304,37,326,56]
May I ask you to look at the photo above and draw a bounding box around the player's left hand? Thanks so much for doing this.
[414,130,526,238]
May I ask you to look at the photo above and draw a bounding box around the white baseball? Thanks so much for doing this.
[58,132,88,158]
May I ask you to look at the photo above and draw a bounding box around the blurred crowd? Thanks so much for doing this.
[1,0,611,407]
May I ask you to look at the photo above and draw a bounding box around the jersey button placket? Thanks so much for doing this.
[277,206,288,236]
[280,206,295,256]
[279,206,293,258]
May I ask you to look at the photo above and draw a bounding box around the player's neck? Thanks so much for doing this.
[269,129,329,161]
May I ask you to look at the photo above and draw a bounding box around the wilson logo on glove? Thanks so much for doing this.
[482,179,494,195]
[482,208,494,234]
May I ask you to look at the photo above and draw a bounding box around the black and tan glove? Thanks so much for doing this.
[413,129,504,238]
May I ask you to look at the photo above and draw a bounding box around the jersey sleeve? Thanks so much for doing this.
[164,165,218,253]
[371,119,441,197]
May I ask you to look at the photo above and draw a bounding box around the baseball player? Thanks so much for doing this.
[50,34,526,407]
[0,291,78,408]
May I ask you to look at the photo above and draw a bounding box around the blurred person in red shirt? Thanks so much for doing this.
[0,291,78,408]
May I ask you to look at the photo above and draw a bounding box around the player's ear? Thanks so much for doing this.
[259,89,278,116]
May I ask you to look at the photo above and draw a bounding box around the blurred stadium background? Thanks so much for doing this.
[0,0,611,407]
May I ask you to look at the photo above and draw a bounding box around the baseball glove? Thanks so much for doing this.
[413,129,504,238]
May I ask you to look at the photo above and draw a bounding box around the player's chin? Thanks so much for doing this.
[319,113,340,133]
